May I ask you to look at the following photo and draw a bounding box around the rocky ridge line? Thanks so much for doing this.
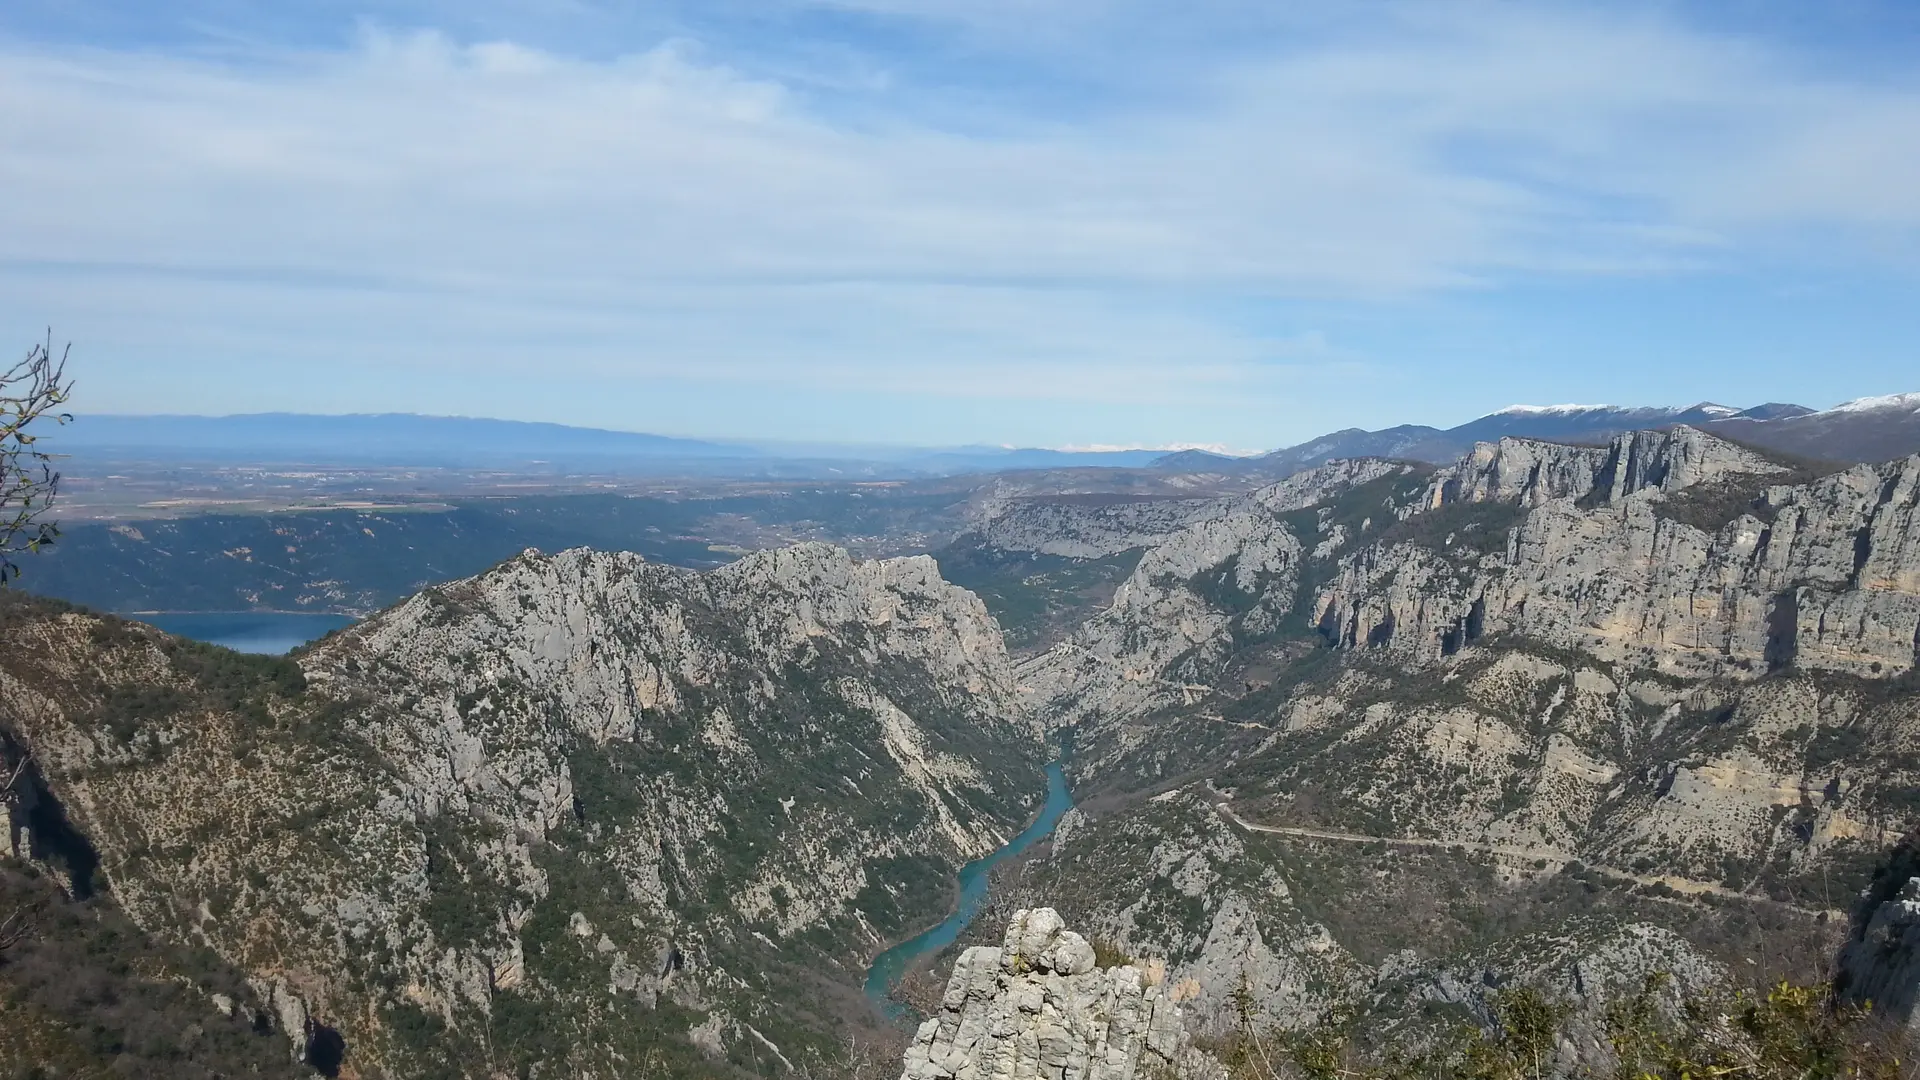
[1318,428,1920,676]
[0,542,1046,1077]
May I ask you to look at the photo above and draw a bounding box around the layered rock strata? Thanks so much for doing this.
[1318,431,1920,677]
[1016,460,1426,737]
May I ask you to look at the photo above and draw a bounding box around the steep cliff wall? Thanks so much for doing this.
[0,544,1045,1078]
[1317,432,1920,678]
[1016,461,1429,738]
[1012,428,1918,912]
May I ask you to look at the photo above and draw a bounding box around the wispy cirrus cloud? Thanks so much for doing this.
[2,1,1918,445]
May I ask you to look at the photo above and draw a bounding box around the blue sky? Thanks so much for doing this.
[3,1,1918,451]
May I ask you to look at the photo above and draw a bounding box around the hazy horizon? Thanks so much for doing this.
[54,393,1916,460]
[6,1,1919,449]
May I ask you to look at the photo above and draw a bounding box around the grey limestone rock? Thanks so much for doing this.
[1374,921,1725,1073]
[973,497,1235,560]
[1423,426,1786,509]
[1018,510,1303,736]
[1245,459,1416,515]
[1318,431,1920,678]
[900,908,1222,1080]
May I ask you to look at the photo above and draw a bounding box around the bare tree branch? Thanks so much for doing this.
[0,906,29,951]
[1,331,74,585]
[2,751,31,807]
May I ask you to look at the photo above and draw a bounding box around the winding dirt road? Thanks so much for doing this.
[1211,801,1844,921]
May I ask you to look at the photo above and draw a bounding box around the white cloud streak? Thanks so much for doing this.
[2,2,1918,438]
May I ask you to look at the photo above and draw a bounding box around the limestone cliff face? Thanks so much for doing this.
[1018,431,1832,755]
[1422,427,1787,509]
[0,544,1044,1078]
[962,460,1409,565]
[1316,431,1920,678]
[918,426,1920,1078]
[1019,512,1303,735]
[1198,640,1918,901]
[1016,461,1427,740]
[1242,459,1414,515]
[900,908,1222,1080]
[1010,428,1917,912]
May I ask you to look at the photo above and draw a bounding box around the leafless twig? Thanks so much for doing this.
[1,751,31,807]
[1,331,74,585]
[0,904,33,953]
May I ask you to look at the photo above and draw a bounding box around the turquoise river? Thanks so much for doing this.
[862,760,1074,1010]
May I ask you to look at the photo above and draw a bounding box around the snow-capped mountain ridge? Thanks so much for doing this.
[1248,393,1920,475]
[1827,392,1920,415]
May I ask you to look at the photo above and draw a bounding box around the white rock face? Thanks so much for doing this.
[1005,459,1428,737]
[1246,459,1417,514]
[1319,432,1920,677]
[1019,511,1302,734]
[900,909,1222,1080]
[963,460,1410,570]
[1424,426,1786,508]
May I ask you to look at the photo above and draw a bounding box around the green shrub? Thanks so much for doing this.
[1091,938,1134,969]
[1221,976,1909,1080]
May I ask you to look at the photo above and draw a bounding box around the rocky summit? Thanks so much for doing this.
[900,908,1220,1080]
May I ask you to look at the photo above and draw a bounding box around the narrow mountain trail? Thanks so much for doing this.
[1211,802,1844,921]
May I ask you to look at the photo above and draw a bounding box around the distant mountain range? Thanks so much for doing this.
[1237,394,1920,474]
[46,393,1920,481]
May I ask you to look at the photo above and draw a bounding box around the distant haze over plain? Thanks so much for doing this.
[49,390,1920,480]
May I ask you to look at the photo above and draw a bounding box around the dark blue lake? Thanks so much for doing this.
[134,612,358,655]
[863,760,1073,1010]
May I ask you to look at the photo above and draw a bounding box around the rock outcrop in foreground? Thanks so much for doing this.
[1838,831,1920,1031]
[901,908,1221,1080]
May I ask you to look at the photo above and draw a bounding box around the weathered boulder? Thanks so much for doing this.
[900,909,1222,1080]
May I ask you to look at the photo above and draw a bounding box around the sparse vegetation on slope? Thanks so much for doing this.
[0,863,304,1079]
[1220,976,1911,1080]
[0,542,1046,1080]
